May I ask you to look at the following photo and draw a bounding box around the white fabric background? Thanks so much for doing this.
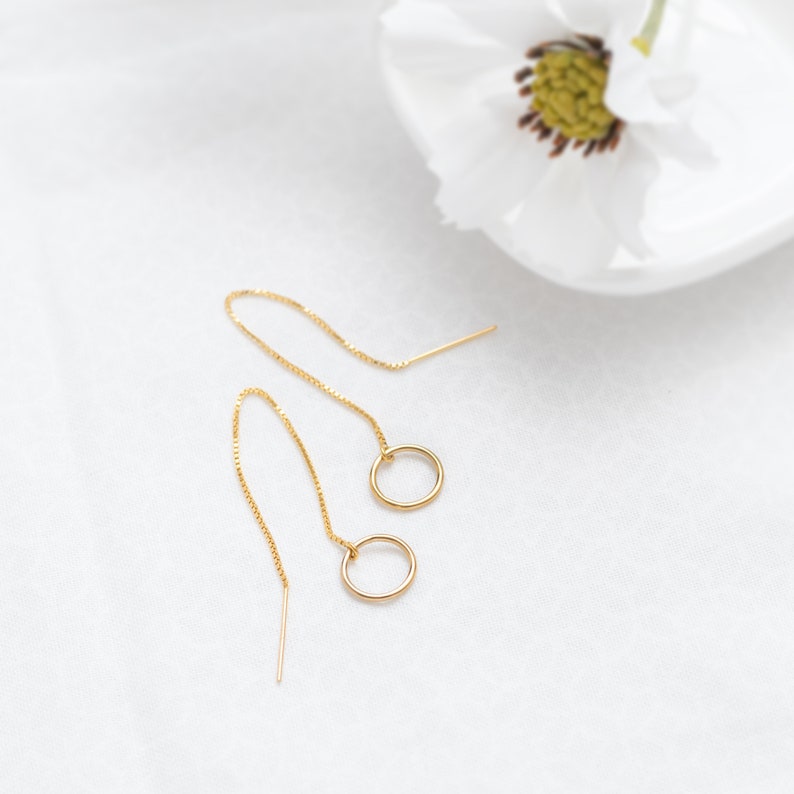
[1,1,793,792]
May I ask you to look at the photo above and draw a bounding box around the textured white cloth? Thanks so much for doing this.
[1,1,793,792]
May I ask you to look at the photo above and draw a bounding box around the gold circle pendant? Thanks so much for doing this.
[341,534,417,602]
[369,444,444,510]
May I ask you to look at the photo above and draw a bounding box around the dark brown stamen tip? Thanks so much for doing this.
[572,139,587,150]
[518,111,539,128]
[550,138,571,159]
[583,140,598,158]
[538,126,554,142]
[514,66,534,83]
[519,84,534,97]
[526,46,545,59]
[608,121,625,151]
[576,34,605,52]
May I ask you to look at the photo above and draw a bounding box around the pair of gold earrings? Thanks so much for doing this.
[227,289,496,681]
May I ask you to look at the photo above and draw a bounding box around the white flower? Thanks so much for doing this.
[381,0,714,279]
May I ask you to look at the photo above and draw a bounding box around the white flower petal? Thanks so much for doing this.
[631,122,716,169]
[553,0,650,38]
[382,0,517,81]
[449,0,568,54]
[427,95,551,228]
[650,73,698,107]
[510,155,618,276]
[606,37,678,124]
[584,134,659,258]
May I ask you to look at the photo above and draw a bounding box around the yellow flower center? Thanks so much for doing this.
[515,36,625,158]
[531,50,615,142]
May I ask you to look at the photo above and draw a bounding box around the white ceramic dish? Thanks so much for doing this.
[380,0,794,294]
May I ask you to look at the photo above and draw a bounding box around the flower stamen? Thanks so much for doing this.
[515,34,623,158]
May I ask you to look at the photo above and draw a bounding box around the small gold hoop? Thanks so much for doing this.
[369,444,444,510]
[341,534,417,602]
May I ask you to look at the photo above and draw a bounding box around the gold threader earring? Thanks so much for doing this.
[225,290,496,510]
[233,387,418,682]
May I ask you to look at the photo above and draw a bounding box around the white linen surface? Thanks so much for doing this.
[1,1,792,792]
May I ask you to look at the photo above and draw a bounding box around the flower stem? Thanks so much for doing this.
[632,0,668,56]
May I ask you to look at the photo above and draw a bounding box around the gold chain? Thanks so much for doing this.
[233,387,359,570]
[233,387,363,683]
[226,290,394,451]
[228,296,496,681]
[225,289,497,456]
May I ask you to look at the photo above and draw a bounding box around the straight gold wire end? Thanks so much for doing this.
[407,324,498,365]
[276,585,289,683]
